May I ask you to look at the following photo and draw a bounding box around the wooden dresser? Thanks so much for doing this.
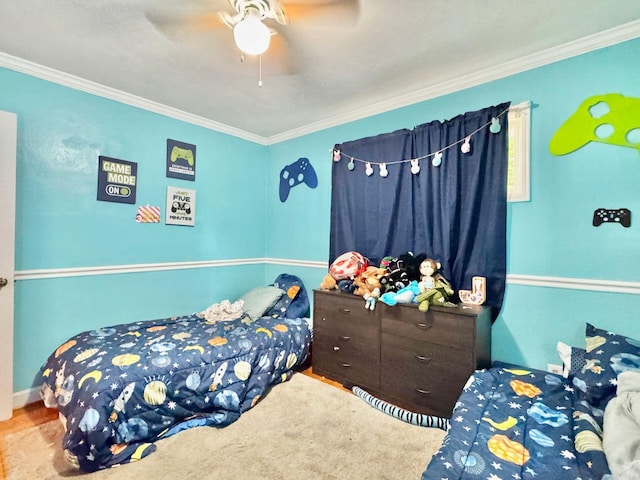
[312,289,491,417]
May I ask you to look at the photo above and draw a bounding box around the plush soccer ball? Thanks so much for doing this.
[329,251,368,280]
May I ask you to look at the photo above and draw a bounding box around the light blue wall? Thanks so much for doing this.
[1,68,269,391]
[14,266,260,391]
[4,70,268,269]
[4,36,640,393]
[266,37,640,371]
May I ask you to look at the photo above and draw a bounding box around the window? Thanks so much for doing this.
[507,101,531,202]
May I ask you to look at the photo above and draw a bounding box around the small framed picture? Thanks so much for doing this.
[97,156,137,204]
[166,139,196,181]
[165,186,196,226]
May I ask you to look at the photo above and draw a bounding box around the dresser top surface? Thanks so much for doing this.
[313,289,489,317]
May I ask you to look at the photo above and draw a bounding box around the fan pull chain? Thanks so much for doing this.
[258,54,263,87]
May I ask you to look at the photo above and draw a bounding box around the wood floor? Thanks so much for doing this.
[0,367,346,478]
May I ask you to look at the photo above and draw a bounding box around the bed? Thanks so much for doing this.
[422,322,640,480]
[37,273,312,472]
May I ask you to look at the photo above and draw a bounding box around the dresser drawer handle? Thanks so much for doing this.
[339,335,351,341]
[340,308,352,314]
[415,322,432,329]
[339,363,351,368]
[414,355,432,363]
[415,388,431,395]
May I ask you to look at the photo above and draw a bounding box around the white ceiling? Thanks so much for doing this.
[1,0,640,142]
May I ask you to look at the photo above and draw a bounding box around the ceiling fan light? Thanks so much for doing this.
[233,12,271,55]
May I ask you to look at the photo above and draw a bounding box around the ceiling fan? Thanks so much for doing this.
[220,0,289,55]
[146,0,360,78]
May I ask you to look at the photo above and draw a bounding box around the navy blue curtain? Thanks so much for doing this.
[330,102,510,314]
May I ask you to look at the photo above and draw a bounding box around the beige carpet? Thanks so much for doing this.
[1,374,446,479]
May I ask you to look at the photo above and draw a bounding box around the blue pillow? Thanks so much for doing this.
[574,323,640,409]
[266,273,310,319]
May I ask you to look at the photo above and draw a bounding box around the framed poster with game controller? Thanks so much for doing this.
[166,139,196,181]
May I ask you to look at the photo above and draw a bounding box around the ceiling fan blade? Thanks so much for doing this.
[145,0,236,41]
[280,0,360,26]
[264,32,299,75]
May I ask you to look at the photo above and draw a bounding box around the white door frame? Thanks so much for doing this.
[0,110,17,420]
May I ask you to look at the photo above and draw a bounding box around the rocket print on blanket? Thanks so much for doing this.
[110,383,136,422]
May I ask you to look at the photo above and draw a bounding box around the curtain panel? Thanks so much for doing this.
[330,102,510,313]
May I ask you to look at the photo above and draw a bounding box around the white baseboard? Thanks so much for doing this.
[13,386,40,409]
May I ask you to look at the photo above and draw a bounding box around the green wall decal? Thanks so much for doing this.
[549,93,640,155]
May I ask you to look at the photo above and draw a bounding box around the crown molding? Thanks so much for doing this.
[1,19,639,146]
[0,53,266,145]
[264,19,640,144]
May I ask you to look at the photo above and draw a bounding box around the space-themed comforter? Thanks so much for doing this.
[422,363,611,480]
[38,313,311,472]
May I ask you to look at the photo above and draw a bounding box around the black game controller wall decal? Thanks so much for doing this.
[592,208,631,227]
[279,157,318,202]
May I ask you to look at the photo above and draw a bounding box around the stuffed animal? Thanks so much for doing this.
[379,256,409,293]
[364,287,381,311]
[380,252,426,293]
[398,252,426,282]
[415,277,456,312]
[353,266,386,296]
[337,279,356,294]
[353,266,386,310]
[379,280,421,306]
[329,251,369,280]
[320,273,337,290]
[418,258,443,291]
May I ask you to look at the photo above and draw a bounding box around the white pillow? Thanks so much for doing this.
[557,341,573,378]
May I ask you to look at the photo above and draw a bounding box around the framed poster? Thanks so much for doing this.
[166,139,196,181]
[97,156,137,204]
[166,186,196,226]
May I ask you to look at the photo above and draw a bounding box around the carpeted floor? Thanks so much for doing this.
[0,373,446,479]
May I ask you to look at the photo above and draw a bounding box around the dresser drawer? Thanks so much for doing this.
[314,294,378,340]
[380,304,475,350]
[313,334,380,389]
[381,332,473,375]
[312,290,380,389]
[381,334,471,416]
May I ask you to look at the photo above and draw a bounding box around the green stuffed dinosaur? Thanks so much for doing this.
[416,277,456,312]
